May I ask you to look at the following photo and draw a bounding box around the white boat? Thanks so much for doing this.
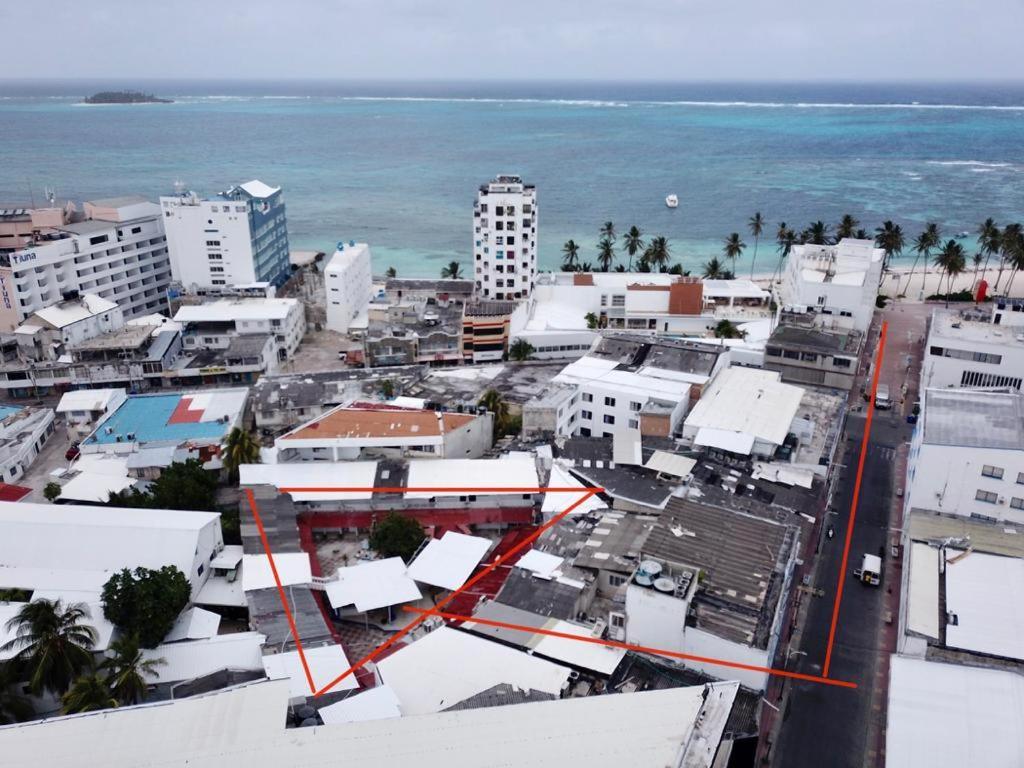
[665,194,679,209]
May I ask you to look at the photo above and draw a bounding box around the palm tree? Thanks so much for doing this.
[747,212,764,279]
[621,226,645,271]
[713,320,747,339]
[976,218,1001,284]
[101,635,164,706]
[803,221,832,245]
[385,266,397,279]
[1,600,96,696]
[222,427,260,479]
[702,257,727,279]
[902,223,940,297]
[508,338,534,362]
[441,261,463,279]
[1001,227,1024,297]
[874,220,905,279]
[62,673,117,715]
[584,312,599,330]
[836,214,860,241]
[854,228,870,240]
[0,661,33,724]
[596,238,615,272]
[933,240,967,307]
[995,223,1022,293]
[600,221,616,243]
[644,236,670,272]
[722,233,745,278]
[478,389,509,437]
[561,240,581,272]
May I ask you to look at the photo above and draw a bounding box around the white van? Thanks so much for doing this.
[874,384,892,410]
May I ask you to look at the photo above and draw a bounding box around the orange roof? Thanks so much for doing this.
[281,407,478,440]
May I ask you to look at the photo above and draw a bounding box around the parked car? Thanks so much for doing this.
[65,442,80,461]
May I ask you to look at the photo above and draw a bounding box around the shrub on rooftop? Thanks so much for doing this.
[101,566,190,649]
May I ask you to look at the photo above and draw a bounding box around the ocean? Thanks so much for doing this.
[1,80,1022,278]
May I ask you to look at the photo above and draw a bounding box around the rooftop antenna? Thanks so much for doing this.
[173,179,186,196]
[44,187,56,206]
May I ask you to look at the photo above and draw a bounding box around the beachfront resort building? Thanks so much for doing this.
[474,174,538,301]
[160,180,291,292]
[921,306,1024,391]
[778,238,884,333]
[905,388,1024,524]
[324,241,373,334]
[0,196,172,332]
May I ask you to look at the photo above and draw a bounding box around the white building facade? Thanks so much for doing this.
[0,197,172,332]
[173,297,305,366]
[473,175,538,301]
[922,307,1024,391]
[325,241,373,334]
[160,180,290,293]
[779,239,883,333]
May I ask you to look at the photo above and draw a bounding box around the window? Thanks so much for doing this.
[205,240,221,247]
[833,357,852,368]
[581,410,592,420]
[208,253,223,260]
[783,350,801,360]
[975,489,998,504]
[89,234,109,246]
[608,575,626,588]
[628,419,639,429]
[1017,472,1024,485]
[603,415,615,425]
[981,465,1004,479]
[582,392,593,402]
[630,401,641,412]
[766,347,782,357]
[801,352,818,362]
[1011,497,1024,510]
[604,396,616,407]
[210,266,224,273]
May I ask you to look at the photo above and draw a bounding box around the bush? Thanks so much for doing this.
[925,289,974,303]
[107,460,218,512]
[101,566,191,648]
[369,513,425,562]
[875,294,890,308]
[43,482,62,503]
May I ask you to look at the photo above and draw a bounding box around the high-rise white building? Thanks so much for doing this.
[0,196,172,332]
[473,175,537,301]
[325,241,373,334]
[159,180,290,294]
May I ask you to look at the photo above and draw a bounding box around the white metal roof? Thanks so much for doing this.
[209,545,244,570]
[944,549,1024,661]
[542,463,606,517]
[142,632,266,684]
[173,298,297,323]
[317,684,403,724]
[164,607,222,643]
[241,553,312,592]
[693,426,756,455]
[57,471,137,504]
[644,450,696,479]
[532,620,628,676]
[376,627,571,715]
[685,366,803,448]
[262,644,358,698]
[612,430,643,466]
[701,279,769,299]
[31,294,118,329]
[56,388,125,414]
[406,532,492,591]
[514,550,564,579]
[404,457,539,498]
[0,678,738,768]
[887,655,1024,768]
[237,179,280,199]
[239,461,377,501]
[193,575,246,608]
[906,542,940,639]
[324,557,422,612]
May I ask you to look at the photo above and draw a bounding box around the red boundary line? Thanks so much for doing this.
[402,607,857,690]
[822,320,889,678]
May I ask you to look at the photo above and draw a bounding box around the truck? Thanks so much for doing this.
[874,384,892,410]
[854,553,882,585]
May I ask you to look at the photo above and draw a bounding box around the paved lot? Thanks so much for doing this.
[17,417,75,502]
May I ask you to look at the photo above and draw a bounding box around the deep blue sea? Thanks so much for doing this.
[1,80,1022,278]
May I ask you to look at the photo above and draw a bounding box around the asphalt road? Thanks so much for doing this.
[771,406,910,768]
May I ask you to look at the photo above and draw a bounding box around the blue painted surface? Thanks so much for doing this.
[0,405,23,420]
[83,395,227,445]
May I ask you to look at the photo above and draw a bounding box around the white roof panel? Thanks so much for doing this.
[404,457,538,498]
[532,620,628,676]
[514,550,564,579]
[173,298,296,323]
[194,575,247,608]
[406,532,491,591]
[612,430,643,466]
[542,464,606,517]
[376,627,571,715]
[906,543,940,640]
[262,644,358,698]
[164,607,222,643]
[57,471,137,504]
[693,427,756,455]
[238,179,280,199]
[944,549,1024,660]
[241,553,312,592]
[317,684,403,724]
[239,461,377,501]
[324,557,422,612]
[143,632,265,684]
[56,388,125,413]
[644,450,696,479]
[209,544,244,570]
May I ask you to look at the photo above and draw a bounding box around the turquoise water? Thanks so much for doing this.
[2,80,1022,278]
[83,394,227,445]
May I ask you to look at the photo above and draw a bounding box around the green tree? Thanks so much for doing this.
[596,238,615,272]
[702,257,727,279]
[108,460,218,512]
[478,388,510,434]
[561,240,581,272]
[379,378,395,399]
[622,226,645,271]
[976,218,1001,284]
[713,320,747,339]
[43,481,62,503]
[747,212,764,278]
[933,240,967,308]
[101,635,165,705]
[644,236,670,272]
[101,566,190,649]
[1,600,96,696]
[599,221,616,242]
[0,661,33,724]
[441,261,463,279]
[509,338,534,362]
[62,673,117,715]
[369,513,425,562]
[995,222,1022,294]
[222,427,261,480]
[772,223,796,284]
[385,266,397,278]
[1001,226,1024,297]
[902,224,940,297]
[584,312,599,330]
[874,220,905,278]
[802,220,832,245]
[835,214,860,241]
[722,233,746,277]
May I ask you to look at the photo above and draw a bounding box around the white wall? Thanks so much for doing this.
[922,329,1024,391]
[326,243,373,333]
[474,179,538,300]
[161,195,256,290]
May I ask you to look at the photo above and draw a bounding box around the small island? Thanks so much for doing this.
[83,90,173,105]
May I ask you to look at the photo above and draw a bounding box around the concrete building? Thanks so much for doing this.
[384,278,474,306]
[364,302,462,367]
[462,300,517,362]
[56,388,128,437]
[13,294,124,361]
[0,406,56,484]
[0,196,172,332]
[473,174,538,300]
[921,306,1024,391]
[325,241,373,334]
[0,201,74,254]
[174,297,305,367]
[778,238,884,333]
[275,403,493,462]
[905,388,1024,524]
[764,320,863,390]
[160,180,290,292]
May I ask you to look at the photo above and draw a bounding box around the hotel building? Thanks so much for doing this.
[473,175,538,301]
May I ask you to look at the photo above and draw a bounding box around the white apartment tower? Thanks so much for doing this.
[325,241,373,334]
[473,175,537,301]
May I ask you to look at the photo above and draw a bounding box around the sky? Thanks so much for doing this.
[3,0,1023,82]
